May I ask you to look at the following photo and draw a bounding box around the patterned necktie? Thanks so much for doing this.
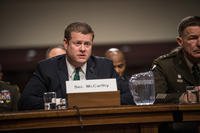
[192,64,200,85]
[73,67,80,80]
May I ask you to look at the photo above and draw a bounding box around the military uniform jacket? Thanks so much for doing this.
[0,81,20,112]
[152,47,197,103]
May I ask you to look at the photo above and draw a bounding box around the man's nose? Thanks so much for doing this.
[80,44,86,51]
[115,67,120,73]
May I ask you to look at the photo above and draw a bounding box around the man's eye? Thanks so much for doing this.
[73,41,81,46]
[188,35,198,40]
[118,64,124,68]
[84,42,92,46]
[76,42,82,45]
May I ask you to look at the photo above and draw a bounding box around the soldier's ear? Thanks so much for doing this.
[176,37,183,47]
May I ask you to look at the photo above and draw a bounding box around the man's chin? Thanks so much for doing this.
[77,59,87,64]
[192,54,200,59]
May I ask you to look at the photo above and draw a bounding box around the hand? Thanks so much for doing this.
[187,90,198,103]
[194,86,200,102]
[194,86,200,91]
[179,93,188,103]
[179,92,197,104]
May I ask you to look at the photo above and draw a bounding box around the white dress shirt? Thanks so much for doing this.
[66,58,86,80]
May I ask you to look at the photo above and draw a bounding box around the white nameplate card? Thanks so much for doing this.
[66,78,117,94]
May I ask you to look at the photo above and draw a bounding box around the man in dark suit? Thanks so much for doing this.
[19,22,126,110]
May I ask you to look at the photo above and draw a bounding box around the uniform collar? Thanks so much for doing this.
[183,52,200,73]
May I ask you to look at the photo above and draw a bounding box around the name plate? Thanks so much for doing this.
[66,78,117,94]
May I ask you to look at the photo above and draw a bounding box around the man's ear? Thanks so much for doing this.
[63,39,68,50]
[176,36,183,47]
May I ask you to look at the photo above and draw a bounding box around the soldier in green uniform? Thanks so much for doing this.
[0,81,20,112]
[0,66,20,112]
[152,16,200,133]
[152,16,200,104]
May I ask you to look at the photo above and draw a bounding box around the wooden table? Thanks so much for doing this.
[0,104,178,133]
[178,104,200,132]
[178,104,200,121]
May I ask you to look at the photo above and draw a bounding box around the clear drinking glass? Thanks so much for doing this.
[129,71,155,105]
[43,92,56,110]
[56,98,67,109]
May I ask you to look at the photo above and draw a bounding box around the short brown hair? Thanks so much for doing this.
[64,22,94,41]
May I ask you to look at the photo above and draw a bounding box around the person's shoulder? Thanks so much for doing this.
[0,80,9,85]
[91,56,112,64]
[0,81,12,88]
[154,47,181,63]
[151,47,182,70]
[38,55,65,65]
[88,56,113,69]
[0,81,19,92]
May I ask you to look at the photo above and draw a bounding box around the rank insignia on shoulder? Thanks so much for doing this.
[151,65,156,70]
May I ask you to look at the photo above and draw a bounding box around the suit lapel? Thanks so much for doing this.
[86,56,98,79]
[57,56,68,96]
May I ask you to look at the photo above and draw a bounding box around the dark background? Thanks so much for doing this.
[0,0,199,92]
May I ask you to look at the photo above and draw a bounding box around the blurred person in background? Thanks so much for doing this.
[0,64,20,112]
[46,44,66,59]
[105,48,134,105]
[105,48,126,78]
